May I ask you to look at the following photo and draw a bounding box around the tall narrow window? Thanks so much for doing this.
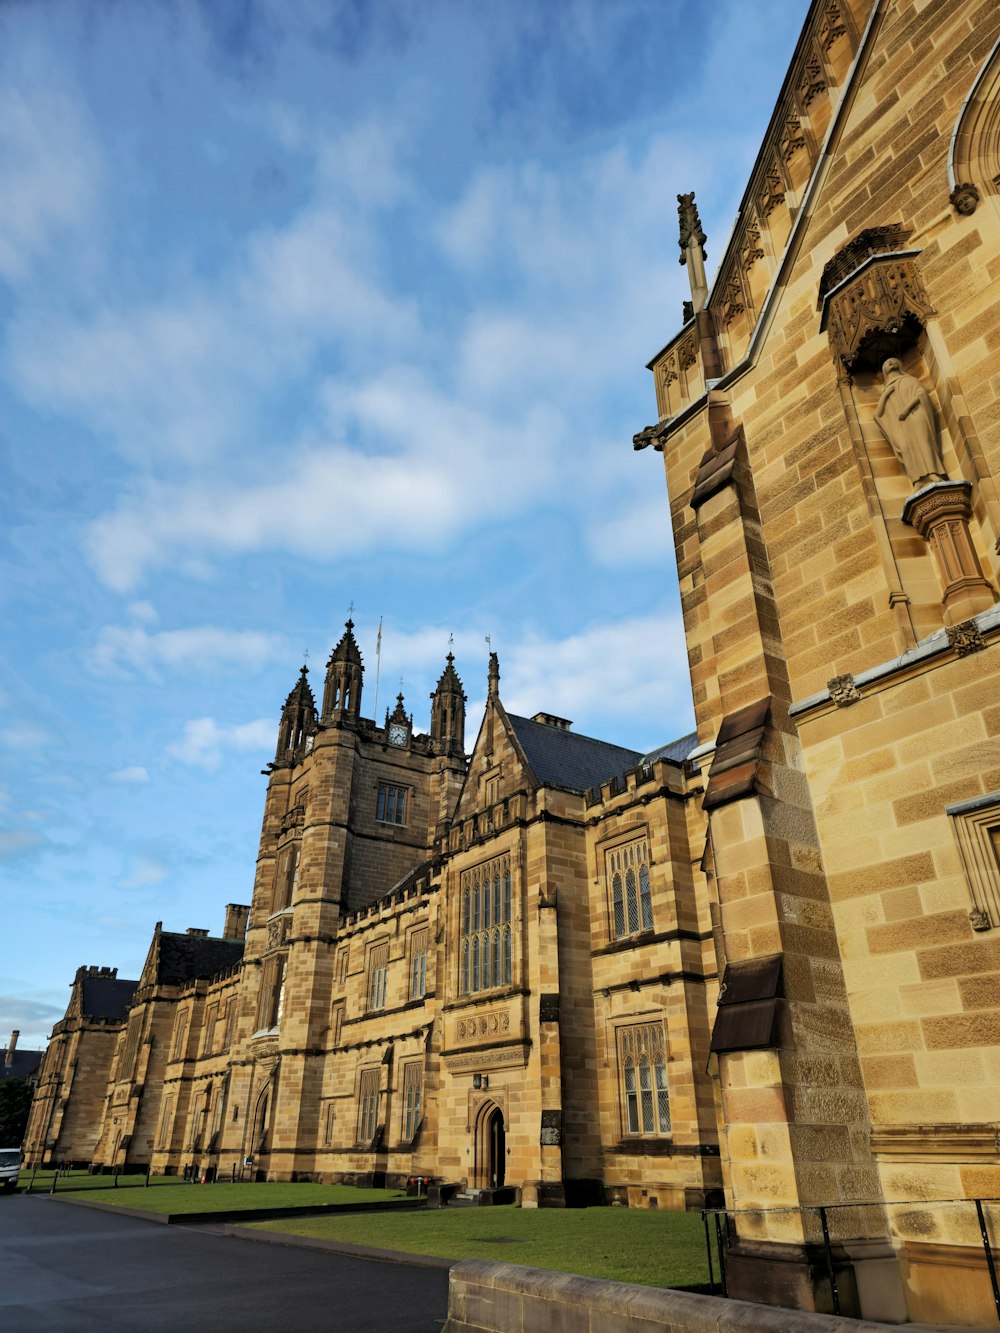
[224,1000,238,1049]
[273,844,298,912]
[324,1102,336,1146]
[606,838,653,940]
[172,1012,188,1060]
[409,929,428,1000]
[157,1094,175,1149]
[357,1067,381,1143]
[367,943,389,1011]
[459,854,512,996]
[257,956,286,1031]
[121,1014,142,1079]
[203,1004,218,1056]
[332,1003,345,1046]
[376,783,407,825]
[402,1062,423,1141]
[618,1022,670,1137]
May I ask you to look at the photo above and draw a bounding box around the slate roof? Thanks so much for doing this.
[507,715,643,794]
[155,933,244,986]
[0,1048,43,1080]
[640,731,700,766]
[81,976,138,1021]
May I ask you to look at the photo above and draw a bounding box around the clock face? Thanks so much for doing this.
[387,722,407,747]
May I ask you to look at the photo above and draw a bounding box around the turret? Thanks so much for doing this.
[274,665,316,763]
[322,619,364,724]
[430,652,467,757]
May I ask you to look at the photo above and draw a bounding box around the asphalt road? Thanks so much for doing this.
[1,1193,450,1332]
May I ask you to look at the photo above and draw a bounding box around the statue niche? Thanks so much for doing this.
[874,358,947,488]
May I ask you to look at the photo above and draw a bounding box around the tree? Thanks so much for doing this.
[0,1080,34,1146]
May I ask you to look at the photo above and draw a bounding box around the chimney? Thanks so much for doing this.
[186,928,209,938]
[6,1030,18,1068]
[223,904,250,941]
[532,712,572,731]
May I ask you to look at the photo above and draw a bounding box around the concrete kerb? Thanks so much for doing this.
[442,1260,992,1333]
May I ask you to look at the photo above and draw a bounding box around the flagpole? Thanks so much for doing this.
[373,617,383,724]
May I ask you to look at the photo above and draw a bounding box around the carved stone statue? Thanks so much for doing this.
[874,358,947,486]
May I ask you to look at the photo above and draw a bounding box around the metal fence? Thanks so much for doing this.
[700,1197,1000,1324]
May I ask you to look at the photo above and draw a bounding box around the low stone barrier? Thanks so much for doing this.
[442,1260,974,1332]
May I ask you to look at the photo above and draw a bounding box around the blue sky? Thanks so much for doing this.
[1,0,808,1047]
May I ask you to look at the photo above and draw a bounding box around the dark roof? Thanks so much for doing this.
[155,933,244,986]
[0,1049,43,1080]
[507,715,643,794]
[640,731,699,766]
[81,976,138,1021]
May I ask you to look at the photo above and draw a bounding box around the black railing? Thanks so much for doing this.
[700,1196,1000,1324]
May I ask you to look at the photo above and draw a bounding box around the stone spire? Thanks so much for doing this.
[677,191,709,314]
[322,619,364,724]
[275,664,317,763]
[430,652,467,757]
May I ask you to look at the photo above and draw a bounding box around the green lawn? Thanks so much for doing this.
[254,1204,711,1289]
[27,1173,409,1214]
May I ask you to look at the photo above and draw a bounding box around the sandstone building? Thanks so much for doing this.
[24,0,1000,1324]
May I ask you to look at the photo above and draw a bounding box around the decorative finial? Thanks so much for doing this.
[677,192,706,263]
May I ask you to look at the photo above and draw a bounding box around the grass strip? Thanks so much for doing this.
[252,1204,710,1288]
[31,1175,408,1215]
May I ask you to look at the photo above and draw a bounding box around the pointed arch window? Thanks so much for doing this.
[618,1022,671,1138]
[459,854,512,996]
[606,838,653,940]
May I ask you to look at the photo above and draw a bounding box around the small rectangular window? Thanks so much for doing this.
[376,783,407,825]
[203,1004,218,1056]
[172,1012,188,1060]
[336,947,350,984]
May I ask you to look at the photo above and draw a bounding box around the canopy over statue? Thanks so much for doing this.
[874,358,947,486]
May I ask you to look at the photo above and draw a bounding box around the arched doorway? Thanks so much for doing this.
[488,1108,505,1189]
[473,1101,506,1190]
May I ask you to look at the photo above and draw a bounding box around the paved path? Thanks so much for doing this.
[1,1193,450,1332]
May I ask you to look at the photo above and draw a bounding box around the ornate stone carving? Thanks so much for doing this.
[798,52,826,107]
[946,619,987,656]
[969,907,992,931]
[949,182,980,216]
[455,1008,510,1042]
[874,360,947,486]
[903,485,998,626]
[678,332,698,371]
[265,916,290,952]
[822,256,933,371]
[828,674,861,706]
[757,157,786,217]
[819,0,848,49]
[781,116,806,161]
[677,192,706,262]
[721,269,747,326]
[818,224,912,300]
[741,223,765,273]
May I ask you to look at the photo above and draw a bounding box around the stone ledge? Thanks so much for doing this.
[441,1259,975,1333]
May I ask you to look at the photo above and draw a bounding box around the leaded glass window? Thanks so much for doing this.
[618,1022,670,1137]
[459,854,512,996]
[606,838,653,939]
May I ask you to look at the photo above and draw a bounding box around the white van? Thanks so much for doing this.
[0,1149,21,1191]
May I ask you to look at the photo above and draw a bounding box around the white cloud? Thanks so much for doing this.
[0,67,102,284]
[120,853,169,889]
[107,766,150,785]
[166,716,275,772]
[85,369,564,590]
[0,829,46,860]
[89,624,286,679]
